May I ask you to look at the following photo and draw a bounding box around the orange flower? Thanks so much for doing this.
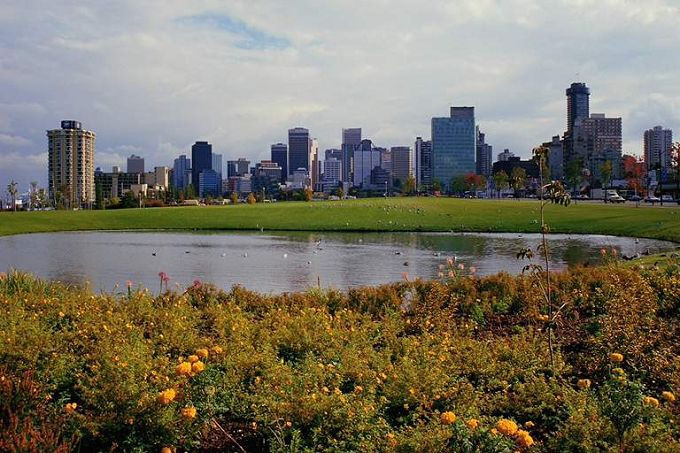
[181,406,197,419]
[195,348,209,359]
[610,353,624,363]
[577,379,591,390]
[440,411,457,425]
[175,362,192,377]
[496,419,518,436]
[64,402,77,414]
[191,361,205,374]
[465,418,479,429]
[188,355,199,363]
[662,391,676,403]
[160,447,173,453]
[516,429,534,447]
[643,396,660,407]
[612,367,625,375]
[524,421,535,428]
[211,346,223,355]
[158,388,176,405]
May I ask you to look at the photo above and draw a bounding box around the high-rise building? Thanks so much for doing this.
[644,126,673,171]
[415,137,433,190]
[391,146,412,188]
[431,106,476,189]
[573,113,623,183]
[227,158,250,178]
[127,154,145,174]
[191,141,212,191]
[153,166,170,189]
[212,153,223,185]
[47,120,96,208]
[325,148,342,161]
[198,169,219,198]
[310,138,320,189]
[341,128,362,183]
[564,82,591,165]
[270,143,288,182]
[352,139,381,188]
[94,168,141,201]
[497,149,516,162]
[476,128,493,177]
[544,135,564,181]
[173,155,191,190]
[288,127,310,177]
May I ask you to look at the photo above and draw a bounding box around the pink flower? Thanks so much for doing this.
[611,248,618,256]
[192,279,203,289]
[448,271,455,278]
[457,263,465,270]
[446,258,454,266]
[402,272,410,282]
[600,248,607,256]
[126,280,133,288]
[469,266,477,274]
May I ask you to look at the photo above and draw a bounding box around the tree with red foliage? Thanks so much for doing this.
[623,155,645,196]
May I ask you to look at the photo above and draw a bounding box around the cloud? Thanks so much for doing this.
[0,0,679,188]
[0,133,31,147]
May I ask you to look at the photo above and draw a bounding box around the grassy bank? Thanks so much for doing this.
[1,264,680,452]
[2,198,680,242]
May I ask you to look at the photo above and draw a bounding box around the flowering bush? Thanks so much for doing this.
[1,265,679,451]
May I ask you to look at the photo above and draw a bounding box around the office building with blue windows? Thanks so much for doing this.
[431,106,476,189]
[191,141,212,190]
[173,155,191,190]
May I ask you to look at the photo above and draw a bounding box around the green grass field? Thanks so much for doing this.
[1,198,680,242]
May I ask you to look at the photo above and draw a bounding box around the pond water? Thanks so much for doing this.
[0,231,675,293]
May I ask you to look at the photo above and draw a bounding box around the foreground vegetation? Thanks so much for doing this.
[1,198,680,243]
[2,259,680,452]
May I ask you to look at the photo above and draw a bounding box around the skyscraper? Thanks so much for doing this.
[573,113,623,183]
[288,128,310,177]
[310,138,320,189]
[431,107,476,189]
[415,137,433,190]
[191,141,212,190]
[352,139,381,188]
[391,146,412,188]
[173,155,191,190]
[270,143,288,182]
[644,126,673,171]
[47,120,95,208]
[212,153,223,186]
[341,128,362,183]
[544,135,564,181]
[564,82,591,164]
[127,154,144,174]
[476,128,493,177]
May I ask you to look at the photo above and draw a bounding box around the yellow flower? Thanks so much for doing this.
[466,418,479,430]
[662,391,676,403]
[195,348,209,359]
[158,388,176,405]
[577,379,591,390]
[643,396,660,407]
[64,402,77,414]
[211,345,223,355]
[181,406,197,419]
[354,385,364,394]
[612,367,625,375]
[191,361,205,374]
[188,355,199,363]
[516,429,534,447]
[610,353,624,363]
[175,362,192,376]
[496,419,518,436]
[440,411,457,425]
[524,421,535,428]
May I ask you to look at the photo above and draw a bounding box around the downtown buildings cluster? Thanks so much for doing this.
[41,82,677,209]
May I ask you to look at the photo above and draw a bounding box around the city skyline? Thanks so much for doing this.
[1,1,680,188]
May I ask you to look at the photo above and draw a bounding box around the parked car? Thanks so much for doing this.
[661,195,674,202]
[605,190,625,203]
[628,194,642,202]
[644,195,661,203]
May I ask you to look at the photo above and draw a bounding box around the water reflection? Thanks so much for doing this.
[0,231,674,293]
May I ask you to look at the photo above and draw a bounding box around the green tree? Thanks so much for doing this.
[246,192,256,204]
[230,192,239,205]
[185,184,197,200]
[7,180,18,212]
[492,171,509,198]
[450,175,466,195]
[566,158,582,195]
[336,185,345,199]
[671,142,680,197]
[403,175,416,195]
[600,160,613,202]
[29,181,38,209]
[95,181,104,210]
[432,179,442,193]
[121,191,138,209]
[510,167,526,198]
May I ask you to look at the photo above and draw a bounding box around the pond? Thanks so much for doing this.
[0,231,675,293]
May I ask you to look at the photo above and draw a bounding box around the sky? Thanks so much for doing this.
[1,0,679,190]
